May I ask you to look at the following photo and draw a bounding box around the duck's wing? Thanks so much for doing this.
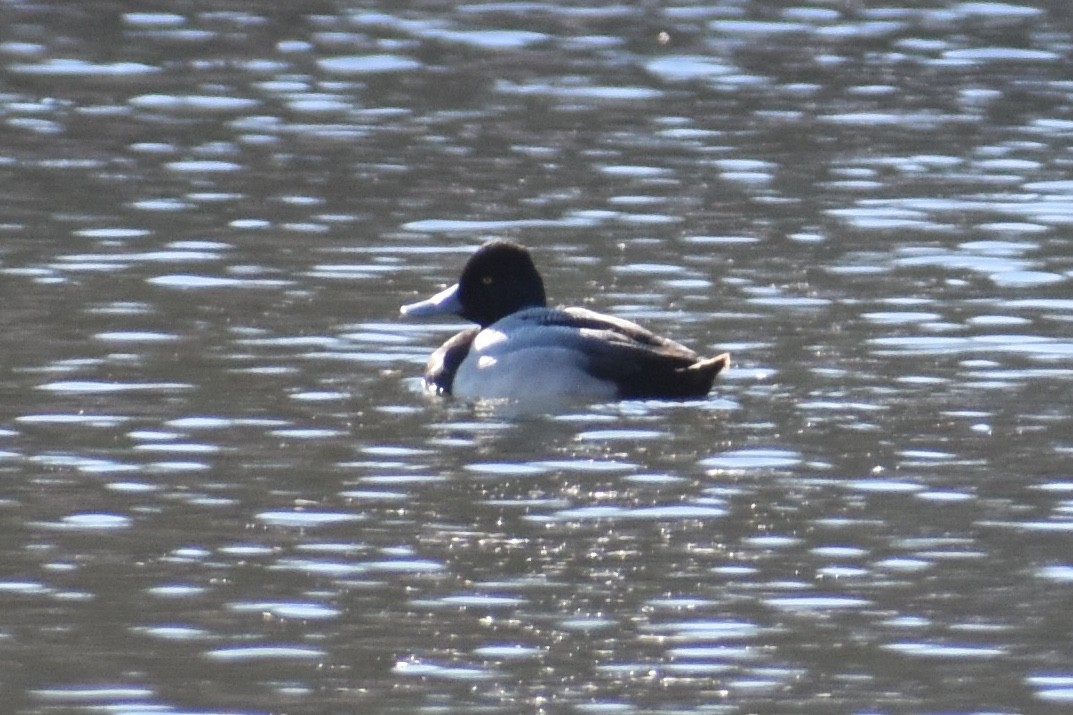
[548,308,729,398]
[560,307,698,354]
[424,327,479,394]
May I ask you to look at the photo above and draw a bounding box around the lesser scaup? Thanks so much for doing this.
[401,240,729,403]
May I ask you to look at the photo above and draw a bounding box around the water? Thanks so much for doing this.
[2,1,1072,712]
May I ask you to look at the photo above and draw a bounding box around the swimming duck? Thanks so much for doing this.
[400,240,729,403]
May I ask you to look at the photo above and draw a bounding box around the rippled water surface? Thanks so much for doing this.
[3,1,1073,713]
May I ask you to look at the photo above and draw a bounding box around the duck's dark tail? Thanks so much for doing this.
[618,352,730,399]
[679,352,730,395]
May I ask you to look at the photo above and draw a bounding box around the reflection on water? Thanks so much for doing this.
[2,0,1073,713]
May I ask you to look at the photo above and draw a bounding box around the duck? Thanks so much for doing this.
[400,240,729,404]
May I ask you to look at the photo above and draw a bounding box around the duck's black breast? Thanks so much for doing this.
[424,327,479,394]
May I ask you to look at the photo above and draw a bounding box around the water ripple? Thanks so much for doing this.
[700,449,803,470]
[882,641,1007,659]
[256,511,363,528]
[204,645,324,662]
[11,59,160,76]
[38,380,192,394]
[318,54,422,74]
[544,504,727,522]
[394,659,497,681]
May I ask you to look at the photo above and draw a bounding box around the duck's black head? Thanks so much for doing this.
[455,240,547,326]
[401,240,547,328]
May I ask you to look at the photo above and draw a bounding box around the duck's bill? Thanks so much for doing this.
[400,282,463,317]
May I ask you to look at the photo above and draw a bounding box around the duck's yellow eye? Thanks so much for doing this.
[482,276,493,285]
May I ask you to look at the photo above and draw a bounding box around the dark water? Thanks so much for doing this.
[2,1,1073,713]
